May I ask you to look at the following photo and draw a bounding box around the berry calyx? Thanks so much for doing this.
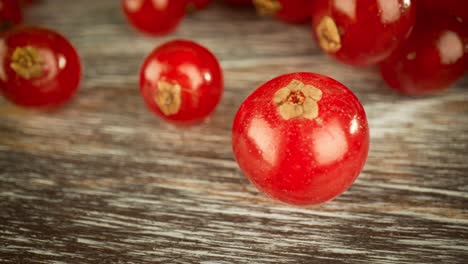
[155,80,182,116]
[10,46,44,79]
[316,16,341,53]
[273,80,322,120]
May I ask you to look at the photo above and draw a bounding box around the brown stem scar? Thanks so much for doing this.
[10,46,44,80]
[273,79,323,120]
[316,16,342,53]
[155,80,182,116]
[253,0,281,16]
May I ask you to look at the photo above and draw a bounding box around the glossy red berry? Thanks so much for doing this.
[232,72,369,206]
[253,0,312,23]
[311,0,416,66]
[0,26,81,108]
[188,0,212,10]
[140,40,223,124]
[380,14,467,96]
[121,0,187,36]
[0,0,22,32]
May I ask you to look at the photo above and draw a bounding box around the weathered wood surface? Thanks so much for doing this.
[1,1,468,263]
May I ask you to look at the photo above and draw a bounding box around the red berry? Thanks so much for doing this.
[253,0,312,23]
[188,0,212,10]
[232,72,369,206]
[0,0,22,32]
[311,0,416,66]
[121,0,187,36]
[140,40,223,124]
[0,26,82,108]
[380,14,467,96]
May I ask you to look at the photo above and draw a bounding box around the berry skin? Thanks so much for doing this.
[311,0,416,66]
[380,14,467,96]
[232,72,369,206]
[0,0,22,32]
[0,26,82,108]
[253,0,312,23]
[121,0,187,36]
[188,0,212,10]
[140,40,223,124]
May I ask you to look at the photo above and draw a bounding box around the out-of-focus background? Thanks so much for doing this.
[1,1,467,263]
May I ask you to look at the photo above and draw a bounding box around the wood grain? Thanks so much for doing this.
[1,1,468,263]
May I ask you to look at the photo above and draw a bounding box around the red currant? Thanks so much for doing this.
[380,14,467,96]
[140,40,223,124]
[0,0,22,32]
[253,0,312,23]
[188,0,212,10]
[311,0,416,66]
[0,26,81,108]
[232,72,369,206]
[121,0,187,36]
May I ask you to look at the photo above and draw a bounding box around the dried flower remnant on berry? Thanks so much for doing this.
[155,80,182,116]
[273,79,323,120]
[253,0,281,16]
[316,16,342,53]
[10,46,44,79]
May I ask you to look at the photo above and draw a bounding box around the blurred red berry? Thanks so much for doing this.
[121,0,187,35]
[311,0,416,66]
[380,14,467,96]
[0,26,82,108]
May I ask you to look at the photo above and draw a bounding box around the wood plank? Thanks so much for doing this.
[1,1,467,263]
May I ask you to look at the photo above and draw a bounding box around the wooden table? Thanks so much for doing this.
[1,1,467,263]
